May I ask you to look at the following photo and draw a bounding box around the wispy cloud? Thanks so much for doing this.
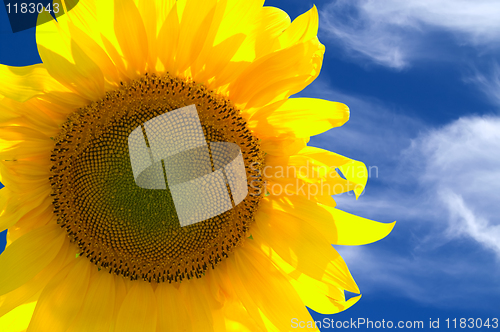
[335,245,500,310]
[306,84,500,308]
[319,0,500,68]
[408,116,500,256]
[466,62,500,106]
[322,92,500,259]
[441,191,500,256]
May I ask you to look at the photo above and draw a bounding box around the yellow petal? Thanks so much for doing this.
[224,302,262,332]
[227,5,290,64]
[71,39,105,91]
[229,37,324,109]
[175,0,218,74]
[108,275,127,332]
[254,6,291,59]
[156,283,190,332]
[266,193,395,246]
[67,21,121,86]
[52,1,122,81]
[66,270,115,332]
[114,0,149,76]
[278,248,361,314]
[157,2,180,73]
[0,302,36,332]
[265,146,368,198]
[227,240,313,331]
[324,206,396,246]
[274,5,319,50]
[258,239,361,315]
[0,98,18,125]
[0,238,75,318]
[299,147,369,198]
[115,282,157,332]
[179,279,219,332]
[260,136,310,157]
[37,0,129,82]
[27,258,92,332]
[0,184,52,234]
[153,0,175,26]
[209,1,298,91]
[293,275,348,315]
[253,204,358,291]
[35,6,108,100]
[213,0,265,48]
[250,98,349,138]
[0,224,65,296]
[37,45,104,101]
[35,8,71,62]
[3,197,54,244]
[0,64,67,102]
[0,99,61,137]
[136,0,157,69]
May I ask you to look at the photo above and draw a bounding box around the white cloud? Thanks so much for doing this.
[306,86,500,307]
[320,0,500,68]
[441,190,500,256]
[322,92,500,257]
[335,244,500,309]
[466,63,500,106]
[409,116,500,255]
[333,112,500,257]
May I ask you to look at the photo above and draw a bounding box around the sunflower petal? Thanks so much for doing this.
[262,194,395,246]
[254,6,291,59]
[66,270,115,332]
[190,0,229,78]
[67,22,121,86]
[229,37,324,109]
[324,207,396,246]
[0,64,67,102]
[250,98,349,138]
[224,302,262,332]
[227,240,314,331]
[37,45,104,101]
[0,302,36,332]
[175,0,218,74]
[0,224,66,296]
[291,272,350,314]
[274,5,319,50]
[0,187,47,233]
[157,2,180,73]
[156,283,191,332]
[27,258,91,332]
[299,147,369,198]
[260,136,310,157]
[253,203,358,292]
[115,282,157,332]
[213,0,265,48]
[108,276,127,332]
[136,0,158,69]
[265,146,368,198]
[259,238,361,314]
[0,238,75,318]
[114,0,149,76]
[180,279,217,332]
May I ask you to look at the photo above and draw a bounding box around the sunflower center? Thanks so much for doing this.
[49,74,265,283]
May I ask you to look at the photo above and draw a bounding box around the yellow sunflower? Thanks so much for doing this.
[0,0,395,331]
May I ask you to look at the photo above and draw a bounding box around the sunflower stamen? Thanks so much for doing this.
[50,74,265,283]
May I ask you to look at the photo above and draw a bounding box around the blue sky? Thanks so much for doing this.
[2,0,500,330]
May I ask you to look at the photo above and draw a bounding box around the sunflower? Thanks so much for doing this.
[0,0,395,331]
